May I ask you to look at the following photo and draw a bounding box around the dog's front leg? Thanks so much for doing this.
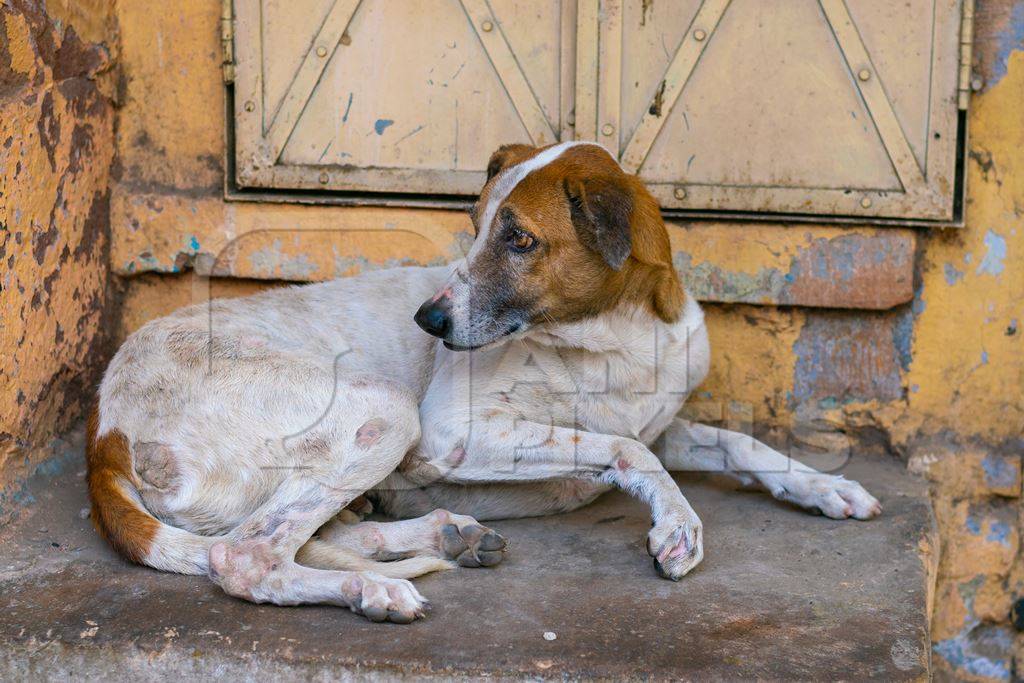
[654,418,881,519]
[408,419,704,580]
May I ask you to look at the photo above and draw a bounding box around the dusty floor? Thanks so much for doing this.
[0,426,935,680]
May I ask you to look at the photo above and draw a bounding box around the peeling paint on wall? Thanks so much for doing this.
[976,230,1008,276]
[0,0,115,514]
[791,312,905,407]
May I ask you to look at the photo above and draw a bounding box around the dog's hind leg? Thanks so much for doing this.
[207,381,431,622]
[299,507,508,570]
[654,418,881,520]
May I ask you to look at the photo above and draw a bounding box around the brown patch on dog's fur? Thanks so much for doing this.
[483,144,684,325]
[86,406,159,564]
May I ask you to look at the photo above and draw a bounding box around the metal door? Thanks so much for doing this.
[233,0,574,194]
[229,0,969,221]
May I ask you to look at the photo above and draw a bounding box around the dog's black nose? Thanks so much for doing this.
[414,300,451,338]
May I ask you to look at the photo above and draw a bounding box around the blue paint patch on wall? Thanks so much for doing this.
[933,578,1014,680]
[991,3,1024,86]
[934,625,1013,681]
[189,235,200,251]
[986,521,1012,546]
[966,514,982,535]
[893,308,914,372]
[976,230,1007,276]
[911,281,927,315]
[791,313,903,407]
[374,119,394,135]
[944,262,964,285]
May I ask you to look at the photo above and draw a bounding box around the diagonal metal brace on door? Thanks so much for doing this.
[620,0,730,174]
[818,0,926,193]
[459,0,557,146]
[265,0,363,164]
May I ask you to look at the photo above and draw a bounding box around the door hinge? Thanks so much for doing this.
[221,0,235,84]
[957,0,975,109]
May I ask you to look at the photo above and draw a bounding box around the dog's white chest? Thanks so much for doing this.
[419,296,709,450]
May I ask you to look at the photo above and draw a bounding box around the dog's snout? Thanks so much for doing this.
[415,299,452,339]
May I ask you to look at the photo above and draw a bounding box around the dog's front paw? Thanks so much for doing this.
[647,515,703,581]
[775,473,882,520]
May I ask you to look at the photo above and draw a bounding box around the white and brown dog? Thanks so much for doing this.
[88,141,881,623]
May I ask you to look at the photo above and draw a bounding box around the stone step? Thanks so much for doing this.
[0,426,937,680]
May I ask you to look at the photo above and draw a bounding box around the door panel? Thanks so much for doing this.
[234,0,569,194]
[611,0,964,220]
[638,0,901,191]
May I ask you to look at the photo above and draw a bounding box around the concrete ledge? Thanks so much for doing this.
[0,427,936,680]
[110,190,915,310]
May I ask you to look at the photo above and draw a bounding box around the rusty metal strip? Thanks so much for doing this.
[597,0,623,156]
[559,0,577,140]
[459,0,557,145]
[620,0,729,174]
[957,0,975,110]
[221,0,235,84]
[819,0,927,192]
[264,0,362,163]
[574,0,600,141]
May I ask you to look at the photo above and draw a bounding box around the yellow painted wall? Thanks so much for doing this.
[0,0,116,516]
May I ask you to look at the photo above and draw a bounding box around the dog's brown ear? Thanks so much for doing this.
[486,144,535,181]
[564,176,633,270]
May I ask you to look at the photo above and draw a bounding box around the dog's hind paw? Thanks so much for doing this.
[347,572,429,624]
[440,521,508,568]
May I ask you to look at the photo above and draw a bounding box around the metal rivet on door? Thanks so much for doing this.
[601,123,615,136]
[244,101,255,113]
[481,20,493,32]
[858,68,871,81]
[319,172,330,184]
[674,187,687,200]
[860,196,873,208]
[693,29,706,41]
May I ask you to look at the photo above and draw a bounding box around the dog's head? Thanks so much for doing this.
[415,142,684,350]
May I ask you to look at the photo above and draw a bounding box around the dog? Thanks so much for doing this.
[87,141,881,623]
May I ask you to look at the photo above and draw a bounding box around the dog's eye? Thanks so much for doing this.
[508,229,536,253]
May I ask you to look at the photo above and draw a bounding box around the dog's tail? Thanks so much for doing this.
[86,408,450,580]
[86,407,214,575]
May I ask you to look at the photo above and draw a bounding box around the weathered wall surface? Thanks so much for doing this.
[0,0,1018,678]
[0,0,116,518]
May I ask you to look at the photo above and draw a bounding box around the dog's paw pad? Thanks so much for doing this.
[440,522,508,567]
